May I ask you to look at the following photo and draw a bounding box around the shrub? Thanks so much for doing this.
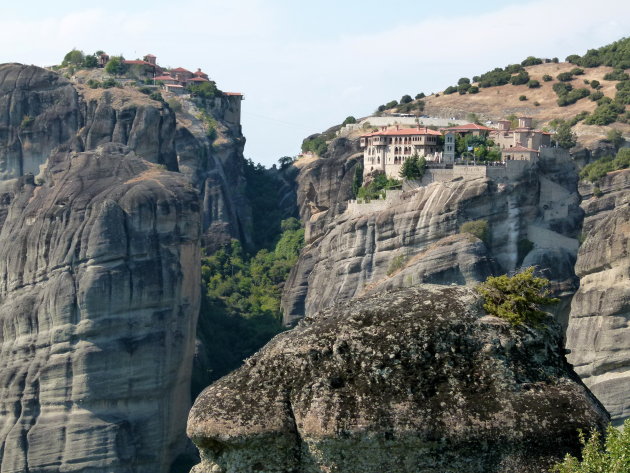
[101,77,117,89]
[87,79,100,89]
[519,95,527,101]
[468,86,479,94]
[138,86,152,95]
[457,77,470,85]
[557,72,574,82]
[301,134,329,155]
[568,111,589,127]
[557,88,590,107]
[593,187,602,197]
[584,102,624,125]
[542,74,553,82]
[570,67,585,75]
[387,254,406,276]
[579,148,630,182]
[606,129,624,148]
[527,79,540,88]
[550,419,630,473]
[521,56,543,67]
[590,91,604,101]
[149,91,164,102]
[552,57,559,63]
[415,92,425,99]
[615,80,630,105]
[444,86,458,95]
[510,71,530,85]
[566,54,581,63]
[188,81,220,100]
[83,54,98,68]
[400,94,413,104]
[553,82,573,96]
[604,69,630,81]
[385,100,398,108]
[505,64,525,74]
[460,219,489,244]
[476,267,559,326]
[458,83,471,94]
[342,116,357,125]
[357,173,400,202]
[533,101,540,106]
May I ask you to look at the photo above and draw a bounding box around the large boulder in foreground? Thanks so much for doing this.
[188,285,608,473]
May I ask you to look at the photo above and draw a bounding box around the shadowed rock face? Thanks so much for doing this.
[0,144,201,472]
[189,285,608,473]
[0,63,223,472]
[567,168,630,427]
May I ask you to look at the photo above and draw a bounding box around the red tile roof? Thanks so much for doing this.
[123,60,155,66]
[446,123,494,131]
[188,77,209,82]
[194,69,208,77]
[165,84,184,88]
[155,75,176,81]
[145,54,156,58]
[362,127,442,137]
[171,67,192,73]
[224,92,243,96]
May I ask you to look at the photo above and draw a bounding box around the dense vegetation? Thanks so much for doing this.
[196,218,304,388]
[356,173,400,201]
[551,419,630,473]
[579,148,630,182]
[476,267,559,326]
[302,132,334,156]
[243,158,295,251]
[566,37,630,69]
[399,154,426,179]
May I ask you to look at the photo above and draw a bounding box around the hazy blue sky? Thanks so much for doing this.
[1,0,629,166]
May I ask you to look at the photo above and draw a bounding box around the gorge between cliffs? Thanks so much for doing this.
[0,61,628,473]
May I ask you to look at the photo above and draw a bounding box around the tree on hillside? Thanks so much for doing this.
[476,267,559,326]
[554,121,577,149]
[399,154,426,180]
[400,94,413,104]
[104,56,127,75]
[342,116,357,125]
[62,49,85,67]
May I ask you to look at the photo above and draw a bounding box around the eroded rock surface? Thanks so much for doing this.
[189,285,608,473]
[567,168,630,426]
[282,149,582,325]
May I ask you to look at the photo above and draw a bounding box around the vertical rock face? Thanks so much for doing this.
[0,64,81,179]
[567,169,630,427]
[282,149,582,326]
[0,63,248,471]
[0,144,201,472]
[189,285,608,473]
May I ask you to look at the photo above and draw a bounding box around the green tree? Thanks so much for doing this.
[476,267,559,326]
[278,156,294,169]
[554,121,577,149]
[542,74,553,82]
[342,116,357,125]
[398,154,426,180]
[83,54,98,68]
[61,49,85,67]
[400,94,413,104]
[104,55,127,75]
[550,420,630,473]
[188,80,220,100]
[521,56,543,66]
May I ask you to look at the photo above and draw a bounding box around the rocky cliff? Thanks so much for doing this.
[566,167,630,427]
[0,63,252,472]
[189,285,608,473]
[282,146,582,326]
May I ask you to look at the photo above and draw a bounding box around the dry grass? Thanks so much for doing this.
[417,62,629,147]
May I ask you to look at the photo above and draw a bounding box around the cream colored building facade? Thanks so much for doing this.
[360,127,443,178]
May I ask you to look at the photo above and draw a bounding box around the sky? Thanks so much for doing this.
[1,0,629,166]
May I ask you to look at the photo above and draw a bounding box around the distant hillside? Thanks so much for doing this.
[378,38,630,149]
